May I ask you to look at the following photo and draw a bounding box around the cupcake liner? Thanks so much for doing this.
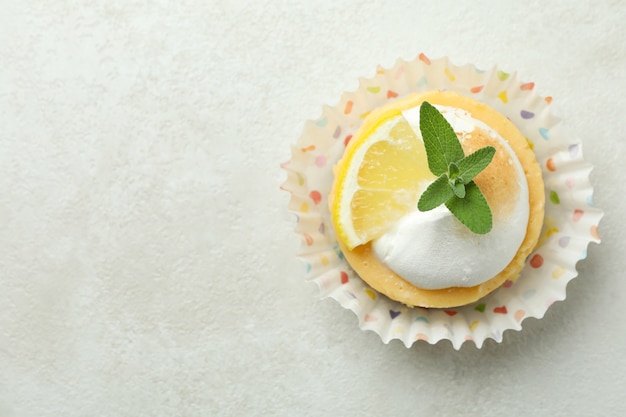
[282,54,603,349]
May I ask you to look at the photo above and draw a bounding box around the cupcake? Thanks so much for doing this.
[282,55,602,348]
[329,90,545,308]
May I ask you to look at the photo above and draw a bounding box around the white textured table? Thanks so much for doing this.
[1,1,624,416]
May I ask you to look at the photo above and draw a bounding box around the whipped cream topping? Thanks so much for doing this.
[372,105,529,290]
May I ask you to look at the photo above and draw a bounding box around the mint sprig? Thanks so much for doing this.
[417,101,496,234]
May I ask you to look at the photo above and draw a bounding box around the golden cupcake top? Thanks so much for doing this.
[329,90,545,308]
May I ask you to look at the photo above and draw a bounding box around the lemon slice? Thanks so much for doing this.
[330,109,435,249]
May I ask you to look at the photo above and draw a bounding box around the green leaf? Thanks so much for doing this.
[456,146,496,184]
[419,101,464,176]
[418,175,454,211]
[451,180,466,198]
[444,181,493,234]
[448,162,460,179]
[416,101,495,234]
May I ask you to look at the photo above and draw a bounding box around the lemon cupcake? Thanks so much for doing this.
[329,90,545,308]
[282,55,602,348]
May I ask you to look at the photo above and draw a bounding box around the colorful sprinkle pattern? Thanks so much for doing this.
[281,54,603,349]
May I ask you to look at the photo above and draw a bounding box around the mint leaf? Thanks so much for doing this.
[451,180,466,198]
[416,101,495,234]
[456,146,496,184]
[445,181,493,234]
[418,175,454,211]
[419,101,464,176]
[448,162,460,179]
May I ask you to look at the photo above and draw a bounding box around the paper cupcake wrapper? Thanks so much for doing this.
[282,54,603,349]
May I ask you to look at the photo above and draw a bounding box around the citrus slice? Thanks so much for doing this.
[330,109,435,249]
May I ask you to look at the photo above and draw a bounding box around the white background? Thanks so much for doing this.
[1,1,625,416]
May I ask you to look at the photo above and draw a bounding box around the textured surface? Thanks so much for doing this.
[0,1,624,416]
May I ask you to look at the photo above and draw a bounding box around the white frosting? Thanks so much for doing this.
[371,105,529,290]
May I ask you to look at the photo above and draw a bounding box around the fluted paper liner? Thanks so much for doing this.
[281,55,602,349]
